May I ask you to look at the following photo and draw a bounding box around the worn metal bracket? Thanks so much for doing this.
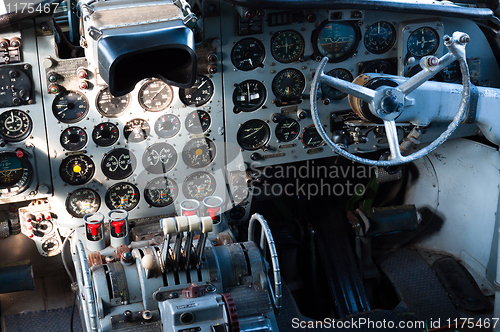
[462,83,478,124]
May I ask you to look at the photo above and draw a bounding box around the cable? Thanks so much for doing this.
[62,229,76,284]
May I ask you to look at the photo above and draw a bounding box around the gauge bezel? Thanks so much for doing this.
[142,142,177,174]
[182,171,217,201]
[0,151,33,197]
[104,182,140,211]
[95,87,131,118]
[231,38,266,71]
[144,176,178,207]
[301,124,324,148]
[407,26,439,58]
[101,148,137,180]
[237,119,271,151]
[154,114,181,138]
[138,78,174,112]
[179,75,214,107]
[233,80,267,113]
[312,20,361,63]
[92,122,119,147]
[59,154,95,185]
[60,126,88,151]
[52,90,89,124]
[271,68,306,102]
[363,21,397,54]
[270,29,305,64]
[65,188,101,218]
[0,109,33,142]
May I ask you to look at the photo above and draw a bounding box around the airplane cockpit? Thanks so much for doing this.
[1,0,500,331]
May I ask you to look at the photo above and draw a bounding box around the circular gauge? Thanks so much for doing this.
[439,60,460,83]
[33,219,53,237]
[272,68,305,101]
[182,171,216,201]
[60,126,87,151]
[52,91,89,123]
[92,122,119,147]
[138,79,173,111]
[124,118,150,143]
[271,30,305,63]
[182,137,216,168]
[364,21,396,54]
[142,142,177,174]
[359,60,397,76]
[321,68,354,101]
[41,238,60,254]
[0,109,32,142]
[101,148,136,180]
[144,176,178,207]
[105,182,140,211]
[301,125,324,148]
[0,151,32,196]
[179,75,214,107]
[154,114,181,138]
[59,154,95,185]
[233,80,267,113]
[275,118,300,142]
[237,119,270,151]
[231,38,265,71]
[407,27,439,57]
[65,188,101,218]
[185,110,211,134]
[313,20,360,63]
[96,87,130,118]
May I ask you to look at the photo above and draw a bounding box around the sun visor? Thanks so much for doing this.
[80,0,197,96]
[97,26,197,96]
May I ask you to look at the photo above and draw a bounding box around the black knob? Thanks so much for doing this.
[322,98,330,106]
[12,97,20,105]
[207,64,217,74]
[0,138,6,148]
[207,53,217,63]
[271,113,281,123]
[250,153,261,161]
[123,310,133,322]
[19,89,29,100]
[297,109,307,120]
[9,70,18,78]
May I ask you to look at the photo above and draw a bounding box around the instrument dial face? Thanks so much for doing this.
[52,91,89,123]
[101,148,136,180]
[0,152,32,196]
[138,79,173,111]
[313,21,360,63]
[0,109,32,142]
[124,118,150,142]
[59,154,95,185]
[182,171,216,201]
[144,176,178,207]
[407,27,439,57]
[364,21,396,54]
[231,38,265,71]
[179,75,214,107]
[271,30,305,63]
[60,126,87,151]
[272,68,305,101]
[154,114,181,138]
[237,119,270,151]
[142,142,177,174]
[105,182,140,211]
[275,118,300,142]
[185,110,211,134]
[321,68,354,101]
[65,188,100,218]
[96,87,130,118]
[92,122,119,147]
[34,220,53,237]
[182,138,216,168]
[41,238,59,254]
[301,125,324,148]
[439,60,461,83]
[233,80,267,113]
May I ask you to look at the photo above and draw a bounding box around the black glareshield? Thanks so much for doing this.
[97,24,197,97]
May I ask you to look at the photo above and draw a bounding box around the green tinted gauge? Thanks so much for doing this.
[272,68,305,101]
[313,20,360,63]
[233,80,267,112]
[52,91,89,123]
[321,68,353,101]
[275,118,300,142]
[301,125,324,148]
[237,119,270,151]
[407,27,439,57]
[231,38,265,71]
[364,21,396,54]
[271,30,305,63]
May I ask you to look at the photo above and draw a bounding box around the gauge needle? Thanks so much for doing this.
[243,126,263,138]
[197,80,207,89]
[151,85,166,100]
[247,83,251,101]
[58,107,68,115]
